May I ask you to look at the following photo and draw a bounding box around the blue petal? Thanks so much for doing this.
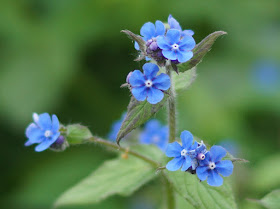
[52,114,60,132]
[166,29,181,45]
[207,170,223,187]
[132,86,147,101]
[210,145,227,162]
[35,132,60,152]
[143,63,159,80]
[196,166,209,181]
[182,30,194,36]
[144,119,161,132]
[216,160,234,177]
[166,156,184,171]
[180,130,193,150]
[155,20,165,36]
[157,36,171,50]
[25,123,44,145]
[147,87,164,104]
[134,41,140,50]
[177,50,193,63]
[153,74,171,91]
[129,70,145,87]
[181,156,192,171]
[140,22,156,39]
[168,15,182,31]
[190,141,198,150]
[162,49,177,60]
[38,113,52,130]
[166,141,183,157]
[179,36,196,50]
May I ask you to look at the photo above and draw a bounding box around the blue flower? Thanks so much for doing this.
[165,131,200,171]
[157,29,196,63]
[168,15,194,37]
[25,113,61,152]
[135,20,165,50]
[128,63,170,104]
[107,112,126,141]
[196,145,234,187]
[140,119,168,151]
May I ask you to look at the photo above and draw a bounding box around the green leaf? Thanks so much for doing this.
[66,124,92,144]
[166,171,237,209]
[260,190,280,209]
[178,31,227,72]
[173,67,197,92]
[54,150,159,208]
[116,96,167,145]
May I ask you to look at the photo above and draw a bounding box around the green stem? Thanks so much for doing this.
[167,66,176,143]
[88,136,160,167]
[163,175,176,209]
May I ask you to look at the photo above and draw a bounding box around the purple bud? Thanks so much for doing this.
[126,71,132,83]
[197,153,205,161]
[146,39,153,46]
[55,135,65,145]
[149,42,158,51]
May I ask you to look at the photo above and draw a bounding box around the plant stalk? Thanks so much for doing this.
[88,136,160,167]
[167,65,177,143]
[163,175,176,209]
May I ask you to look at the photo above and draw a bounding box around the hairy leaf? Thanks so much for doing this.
[54,149,159,208]
[121,30,146,53]
[117,96,167,145]
[173,67,197,92]
[166,171,237,209]
[178,31,227,72]
[259,190,280,209]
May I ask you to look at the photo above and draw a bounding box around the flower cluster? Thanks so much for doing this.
[165,130,234,187]
[25,113,63,152]
[127,63,170,104]
[135,15,196,65]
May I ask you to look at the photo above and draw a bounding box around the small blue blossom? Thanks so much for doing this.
[107,112,126,141]
[140,119,168,151]
[168,15,194,37]
[25,113,61,152]
[196,145,234,187]
[128,63,170,104]
[157,29,196,63]
[165,131,201,171]
[135,20,165,50]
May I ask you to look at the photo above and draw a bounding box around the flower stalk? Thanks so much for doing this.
[88,136,160,167]
[167,65,176,143]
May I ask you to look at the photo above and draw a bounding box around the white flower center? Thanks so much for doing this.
[172,44,179,50]
[44,130,52,138]
[145,80,153,87]
[181,149,187,156]
[208,162,216,170]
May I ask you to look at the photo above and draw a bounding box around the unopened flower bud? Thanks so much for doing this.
[149,42,158,51]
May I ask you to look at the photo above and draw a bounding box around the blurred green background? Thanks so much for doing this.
[1,0,280,208]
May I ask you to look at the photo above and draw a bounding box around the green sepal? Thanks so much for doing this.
[66,124,92,144]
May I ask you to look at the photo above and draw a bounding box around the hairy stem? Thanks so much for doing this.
[167,66,176,143]
[163,175,176,209]
[88,136,160,167]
